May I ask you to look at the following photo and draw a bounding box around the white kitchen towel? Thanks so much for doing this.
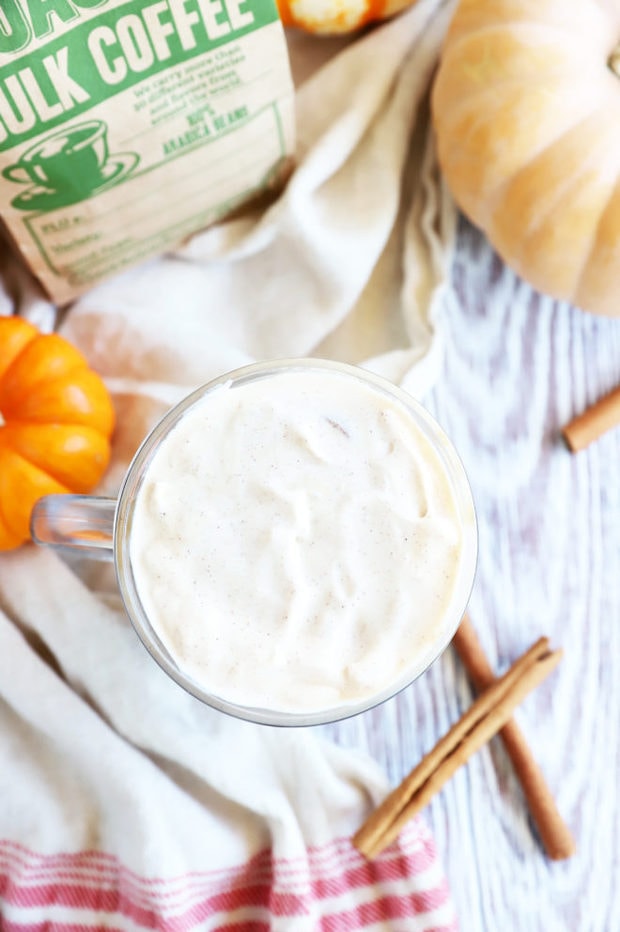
[0,547,456,930]
[0,0,461,927]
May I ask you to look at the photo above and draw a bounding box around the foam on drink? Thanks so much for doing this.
[129,366,473,715]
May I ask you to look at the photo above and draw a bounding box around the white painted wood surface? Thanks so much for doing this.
[322,216,620,932]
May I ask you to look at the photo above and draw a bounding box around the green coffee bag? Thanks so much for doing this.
[0,0,295,303]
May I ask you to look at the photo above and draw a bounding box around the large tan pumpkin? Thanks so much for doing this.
[277,0,416,34]
[431,0,620,316]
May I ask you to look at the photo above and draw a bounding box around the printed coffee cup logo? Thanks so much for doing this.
[0,0,294,306]
[2,118,139,210]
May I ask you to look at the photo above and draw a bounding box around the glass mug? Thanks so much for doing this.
[31,359,478,727]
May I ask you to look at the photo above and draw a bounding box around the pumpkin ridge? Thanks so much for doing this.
[0,493,17,544]
[0,369,115,434]
[0,318,39,383]
[0,333,93,404]
[2,422,111,492]
[452,99,615,235]
[0,445,70,540]
[434,78,601,214]
[487,135,620,300]
[542,149,620,295]
[0,415,110,433]
[488,108,620,239]
[0,359,89,395]
[442,20,604,79]
[0,364,88,403]
[0,415,109,430]
[433,21,607,141]
[572,175,620,314]
[435,73,600,129]
[443,20,606,67]
[442,0,612,43]
[0,508,21,550]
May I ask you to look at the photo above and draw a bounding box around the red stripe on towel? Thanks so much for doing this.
[0,821,457,931]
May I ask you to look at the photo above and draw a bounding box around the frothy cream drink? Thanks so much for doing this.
[129,363,474,717]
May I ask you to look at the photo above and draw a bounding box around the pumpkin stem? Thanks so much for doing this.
[609,46,620,77]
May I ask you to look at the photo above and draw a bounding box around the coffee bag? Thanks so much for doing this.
[0,0,295,304]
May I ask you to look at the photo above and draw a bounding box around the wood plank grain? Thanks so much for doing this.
[323,215,620,931]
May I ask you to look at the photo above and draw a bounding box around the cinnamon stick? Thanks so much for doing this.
[353,637,561,860]
[453,615,575,860]
[562,383,620,452]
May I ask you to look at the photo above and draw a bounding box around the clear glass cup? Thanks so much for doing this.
[31,358,478,726]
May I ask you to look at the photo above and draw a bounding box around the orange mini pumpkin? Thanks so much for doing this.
[0,317,115,551]
[277,0,416,34]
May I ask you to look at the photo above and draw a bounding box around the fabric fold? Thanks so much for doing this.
[0,2,461,927]
[0,548,457,930]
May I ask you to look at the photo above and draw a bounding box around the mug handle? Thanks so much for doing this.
[3,164,30,183]
[31,495,116,561]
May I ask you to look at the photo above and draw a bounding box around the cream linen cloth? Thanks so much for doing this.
[0,0,461,927]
